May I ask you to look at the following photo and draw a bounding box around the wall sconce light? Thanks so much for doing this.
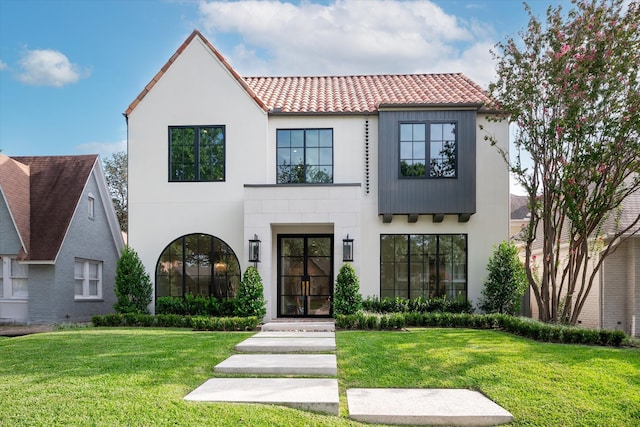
[248,234,261,265]
[343,234,354,262]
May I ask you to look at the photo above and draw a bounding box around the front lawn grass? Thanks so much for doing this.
[337,328,640,426]
[1,327,638,426]
[0,328,361,426]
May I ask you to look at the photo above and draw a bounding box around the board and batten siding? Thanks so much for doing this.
[378,110,476,217]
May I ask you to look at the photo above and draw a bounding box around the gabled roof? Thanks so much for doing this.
[1,155,98,261]
[0,155,31,255]
[125,29,494,116]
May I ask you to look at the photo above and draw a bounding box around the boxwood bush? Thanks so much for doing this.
[92,313,258,331]
[362,296,474,314]
[155,295,237,317]
[335,312,627,347]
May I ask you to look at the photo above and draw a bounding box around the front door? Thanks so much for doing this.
[278,235,333,317]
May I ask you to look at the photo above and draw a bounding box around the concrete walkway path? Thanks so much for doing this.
[184,320,514,425]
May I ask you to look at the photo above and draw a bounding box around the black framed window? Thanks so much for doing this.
[155,233,240,300]
[277,129,333,183]
[380,234,467,299]
[399,122,457,178]
[169,126,225,182]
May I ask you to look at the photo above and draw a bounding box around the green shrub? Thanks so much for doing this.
[333,264,362,315]
[91,314,258,331]
[362,295,473,314]
[332,312,626,347]
[479,241,528,315]
[114,246,153,314]
[155,295,233,317]
[235,266,267,319]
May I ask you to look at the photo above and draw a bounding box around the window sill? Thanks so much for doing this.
[74,298,104,302]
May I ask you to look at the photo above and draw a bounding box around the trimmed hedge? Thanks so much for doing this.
[92,313,258,331]
[155,295,237,317]
[362,295,474,314]
[335,312,627,347]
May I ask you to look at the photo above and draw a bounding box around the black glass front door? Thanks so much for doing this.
[278,235,333,317]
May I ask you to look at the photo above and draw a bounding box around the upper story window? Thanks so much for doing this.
[88,193,95,219]
[277,129,333,184]
[400,122,457,178]
[74,258,102,299]
[169,126,225,182]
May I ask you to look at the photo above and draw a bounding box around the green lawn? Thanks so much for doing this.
[1,327,638,426]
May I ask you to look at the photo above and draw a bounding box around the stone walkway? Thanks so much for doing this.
[184,321,514,426]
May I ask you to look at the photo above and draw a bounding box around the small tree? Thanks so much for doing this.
[114,246,152,314]
[236,266,267,319]
[479,241,528,315]
[333,263,362,316]
[103,151,127,232]
[485,0,640,324]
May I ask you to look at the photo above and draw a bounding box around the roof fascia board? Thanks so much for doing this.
[378,103,484,111]
[268,111,378,117]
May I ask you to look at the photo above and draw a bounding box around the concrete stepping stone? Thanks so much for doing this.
[254,331,335,338]
[347,388,514,426]
[235,336,336,353]
[184,377,339,415]
[215,354,337,376]
[261,321,335,332]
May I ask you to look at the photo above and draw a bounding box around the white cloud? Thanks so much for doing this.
[76,140,126,158]
[0,59,7,71]
[198,0,496,86]
[17,49,89,87]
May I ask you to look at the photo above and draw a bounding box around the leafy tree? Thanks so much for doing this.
[333,263,362,316]
[479,241,528,315]
[103,151,127,232]
[114,246,152,314]
[484,0,640,324]
[236,266,267,319]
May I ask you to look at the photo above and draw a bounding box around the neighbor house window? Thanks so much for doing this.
[88,193,95,219]
[75,259,102,299]
[400,122,457,178]
[0,257,29,299]
[380,234,467,299]
[169,125,225,182]
[277,129,333,183]
[155,233,241,300]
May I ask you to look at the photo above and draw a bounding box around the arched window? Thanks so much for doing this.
[155,234,240,300]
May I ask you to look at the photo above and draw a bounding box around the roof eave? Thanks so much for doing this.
[378,102,485,111]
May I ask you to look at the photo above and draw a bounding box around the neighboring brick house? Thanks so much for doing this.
[0,154,124,324]
[125,30,510,319]
[513,187,639,337]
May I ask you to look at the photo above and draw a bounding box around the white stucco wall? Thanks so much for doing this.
[127,35,268,307]
[127,33,510,317]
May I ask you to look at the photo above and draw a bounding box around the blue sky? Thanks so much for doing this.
[0,0,568,163]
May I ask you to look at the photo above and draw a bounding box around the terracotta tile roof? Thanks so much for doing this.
[125,30,493,116]
[244,73,492,113]
[0,155,31,256]
[6,155,98,261]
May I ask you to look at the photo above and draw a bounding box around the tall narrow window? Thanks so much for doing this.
[430,122,457,177]
[169,125,225,182]
[400,123,426,177]
[74,259,102,299]
[277,129,333,183]
[88,193,95,219]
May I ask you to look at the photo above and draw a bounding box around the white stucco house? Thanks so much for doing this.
[125,30,509,320]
